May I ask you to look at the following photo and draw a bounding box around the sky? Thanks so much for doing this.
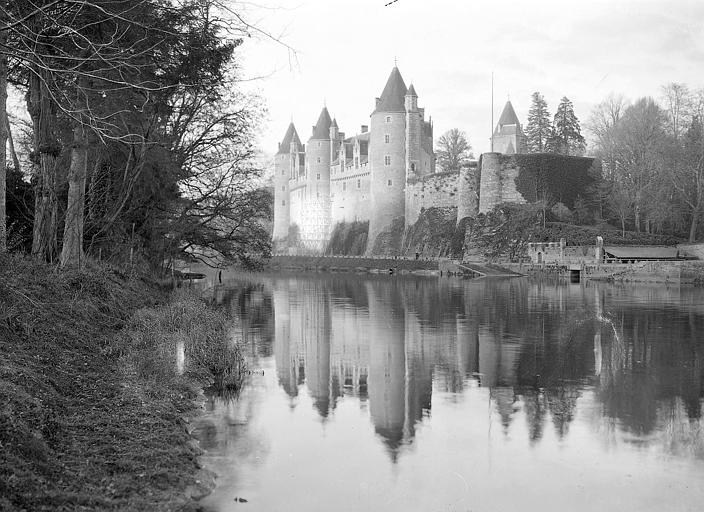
[233,0,704,160]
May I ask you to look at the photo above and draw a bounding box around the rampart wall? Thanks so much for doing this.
[405,171,459,226]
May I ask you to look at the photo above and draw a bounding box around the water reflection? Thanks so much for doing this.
[197,275,704,511]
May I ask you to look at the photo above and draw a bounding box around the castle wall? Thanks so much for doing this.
[301,139,332,250]
[330,162,371,224]
[273,152,291,240]
[456,164,480,223]
[478,153,526,214]
[367,112,407,254]
[288,182,305,234]
[405,171,460,226]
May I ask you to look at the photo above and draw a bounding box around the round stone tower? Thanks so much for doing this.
[273,122,301,243]
[478,152,502,214]
[456,162,480,224]
[302,106,333,250]
[367,66,408,255]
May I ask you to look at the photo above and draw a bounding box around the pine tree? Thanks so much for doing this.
[525,92,551,153]
[547,97,586,156]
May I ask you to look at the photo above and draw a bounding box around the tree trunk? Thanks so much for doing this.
[60,125,88,267]
[689,208,699,242]
[29,67,59,263]
[6,113,19,172]
[0,22,7,253]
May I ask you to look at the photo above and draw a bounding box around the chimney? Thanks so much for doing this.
[361,125,368,133]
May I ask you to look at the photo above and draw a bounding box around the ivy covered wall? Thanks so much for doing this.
[512,153,601,209]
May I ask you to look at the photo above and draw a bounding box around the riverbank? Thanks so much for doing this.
[0,254,243,511]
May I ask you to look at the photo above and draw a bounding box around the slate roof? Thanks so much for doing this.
[603,246,680,259]
[373,66,408,114]
[276,122,302,155]
[407,83,417,97]
[498,100,520,126]
[311,107,332,140]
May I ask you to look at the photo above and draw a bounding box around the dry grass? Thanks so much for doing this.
[0,253,244,511]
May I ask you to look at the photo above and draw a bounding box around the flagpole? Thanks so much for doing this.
[491,71,494,152]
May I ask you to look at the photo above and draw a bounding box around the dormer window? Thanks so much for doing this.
[385,116,391,123]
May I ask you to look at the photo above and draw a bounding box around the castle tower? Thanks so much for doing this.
[367,66,408,255]
[329,118,339,162]
[273,122,301,242]
[478,152,502,214]
[405,84,421,179]
[302,106,333,250]
[492,100,526,154]
[457,162,481,223]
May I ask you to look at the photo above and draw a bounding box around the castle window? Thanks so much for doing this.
[357,179,361,189]
[317,142,321,148]
[282,200,286,206]
[384,155,391,166]
[282,185,285,191]
[385,116,391,123]
[387,179,393,186]
[411,163,416,172]
[317,173,320,180]
[317,157,321,163]
[343,182,346,191]
[385,134,390,143]
[282,169,285,175]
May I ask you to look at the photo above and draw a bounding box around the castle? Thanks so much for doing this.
[273,66,535,255]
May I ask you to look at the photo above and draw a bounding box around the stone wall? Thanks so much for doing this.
[678,242,704,260]
[405,171,459,226]
[456,164,480,223]
[330,164,371,225]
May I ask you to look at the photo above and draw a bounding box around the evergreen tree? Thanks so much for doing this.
[525,92,551,153]
[547,97,586,156]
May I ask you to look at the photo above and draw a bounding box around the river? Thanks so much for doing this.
[193,273,704,512]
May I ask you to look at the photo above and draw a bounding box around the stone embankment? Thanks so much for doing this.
[507,260,704,285]
[268,254,438,274]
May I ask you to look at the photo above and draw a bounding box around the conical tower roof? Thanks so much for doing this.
[498,100,520,126]
[406,83,417,97]
[311,106,332,140]
[373,66,408,114]
[276,122,302,154]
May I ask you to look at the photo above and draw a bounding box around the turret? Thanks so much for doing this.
[367,66,408,255]
[301,106,333,250]
[492,100,526,155]
[329,118,339,162]
[273,122,302,242]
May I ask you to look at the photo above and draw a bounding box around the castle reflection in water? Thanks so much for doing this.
[218,275,704,462]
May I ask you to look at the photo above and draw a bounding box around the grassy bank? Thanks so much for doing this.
[0,254,244,511]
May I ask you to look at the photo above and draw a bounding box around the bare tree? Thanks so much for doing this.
[436,128,473,172]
